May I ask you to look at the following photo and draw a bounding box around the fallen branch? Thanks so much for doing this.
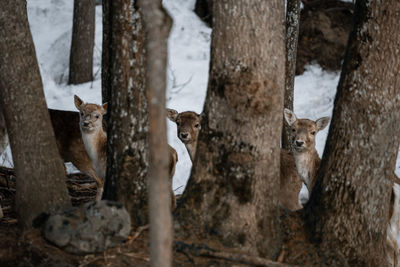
[127,224,149,245]
[175,241,295,267]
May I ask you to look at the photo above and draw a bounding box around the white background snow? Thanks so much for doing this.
[1,0,399,241]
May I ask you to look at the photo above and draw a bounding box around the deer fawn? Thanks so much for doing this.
[283,109,330,195]
[0,108,104,200]
[75,95,178,209]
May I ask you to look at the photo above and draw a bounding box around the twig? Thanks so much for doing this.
[121,252,150,262]
[127,224,149,244]
[175,241,295,267]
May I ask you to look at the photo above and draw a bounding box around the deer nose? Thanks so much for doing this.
[83,122,90,127]
[295,140,304,147]
[180,133,189,139]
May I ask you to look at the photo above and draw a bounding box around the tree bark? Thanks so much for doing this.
[0,0,70,228]
[305,0,400,265]
[175,0,285,259]
[69,0,95,85]
[102,0,149,227]
[281,0,301,151]
[101,0,111,103]
[140,0,172,266]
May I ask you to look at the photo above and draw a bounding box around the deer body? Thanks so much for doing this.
[80,119,107,180]
[0,108,104,199]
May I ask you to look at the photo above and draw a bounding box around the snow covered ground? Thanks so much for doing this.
[1,0,399,208]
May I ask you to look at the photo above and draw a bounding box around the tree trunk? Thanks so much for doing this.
[140,0,172,266]
[175,0,285,259]
[0,0,70,228]
[281,0,301,151]
[102,0,149,227]
[69,0,95,85]
[305,0,400,265]
[101,0,111,103]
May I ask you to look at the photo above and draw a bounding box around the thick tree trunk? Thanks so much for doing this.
[305,0,400,265]
[102,0,149,227]
[69,0,95,84]
[0,0,70,228]
[175,0,285,259]
[282,0,301,151]
[140,0,172,266]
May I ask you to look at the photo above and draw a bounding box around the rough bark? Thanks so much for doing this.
[69,0,95,84]
[140,0,173,266]
[0,0,70,228]
[282,0,300,151]
[102,0,149,227]
[305,0,400,265]
[175,0,285,259]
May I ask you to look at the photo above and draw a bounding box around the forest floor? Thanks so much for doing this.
[0,167,325,267]
[0,167,238,266]
[0,165,332,266]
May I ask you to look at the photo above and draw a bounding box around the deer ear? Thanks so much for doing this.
[74,95,83,110]
[316,116,330,131]
[284,108,297,126]
[167,108,178,122]
[102,103,108,114]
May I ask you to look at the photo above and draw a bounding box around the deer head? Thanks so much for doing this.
[167,108,201,162]
[284,108,330,153]
[74,95,107,134]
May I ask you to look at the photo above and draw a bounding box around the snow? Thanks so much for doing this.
[0,0,399,236]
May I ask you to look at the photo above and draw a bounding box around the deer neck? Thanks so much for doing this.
[293,148,320,193]
[81,127,107,179]
[185,142,197,163]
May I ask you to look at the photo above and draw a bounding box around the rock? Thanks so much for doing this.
[44,200,131,254]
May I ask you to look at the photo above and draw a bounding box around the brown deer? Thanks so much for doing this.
[75,95,178,209]
[283,109,330,195]
[166,109,200,163]
[166,108,329,211]
[0,107,104,200]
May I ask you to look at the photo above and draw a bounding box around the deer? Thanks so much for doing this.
[166,108,330,211]
[0,107,104,200]
[283,109,330,195]
[75,95,178,209]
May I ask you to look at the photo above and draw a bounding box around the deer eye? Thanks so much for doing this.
[291,128,296,132]
[95,114,99,119]
[311,131,316,135]
[194,124,200,128]
[80,111,84,116]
